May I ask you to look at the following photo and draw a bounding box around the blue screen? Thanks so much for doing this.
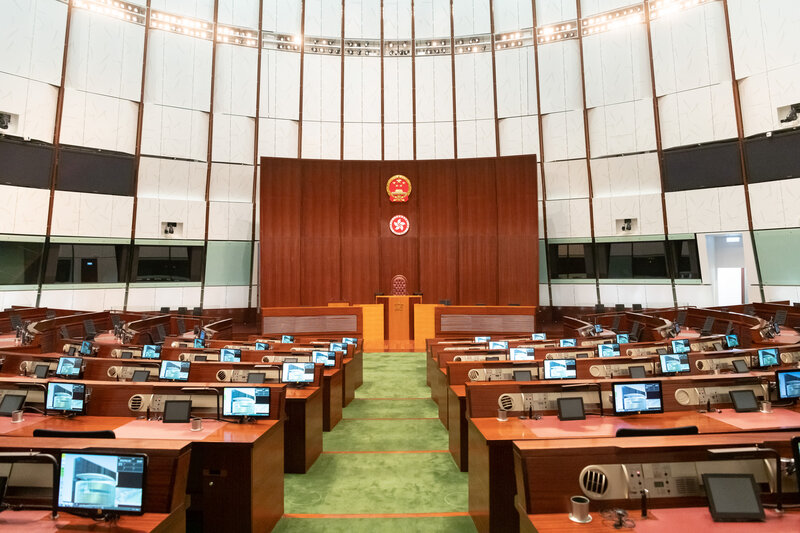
[543,359,577,380]
[329,342,346,352]
[141,345,160,359]
[660,353,689,374]
[559,339,577,347]
[58,452,145,515]
[159,360,190,381]
[671,339,690,354]
[509,348,535,361]
[281,335,294,343]
[488,341,508,349]
[531,333,546,340]
[758,348,779,367]
[282,362,315,383]
[220,349,241,362]
[613,382,663,414]
[776,370,800,399]
[255,342,268,350]
[46,382,85,413]
[616,334,629,344]
[474,336,491,343]
[80,341,92,356]
[598,344,620,358]
[193,338,204,348]
[342,337,358,345]
[725,334,739,348]
[223,387,271,417]
[312,351,336,367]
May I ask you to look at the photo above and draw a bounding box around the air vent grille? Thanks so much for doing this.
[581,468,609,498]
[498,394,514,411]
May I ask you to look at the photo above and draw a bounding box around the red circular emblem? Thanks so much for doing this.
[389,215,410,236]
[387,175,411,203]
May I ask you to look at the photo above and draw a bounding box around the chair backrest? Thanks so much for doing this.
[82,319,97,337]
[178,306,188,315]
[391,275,408,296]
[160,307,170,313]
[614,304,625,312]
[611,315,621,332]
[10,314,22,329]
[615,426,698,438]
[193,307,203,316]
[33,429,116,439]
[176,317,186,335]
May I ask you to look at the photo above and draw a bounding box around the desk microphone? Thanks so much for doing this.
[641,488,648,518]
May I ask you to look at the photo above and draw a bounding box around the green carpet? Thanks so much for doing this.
[274,352,476,532]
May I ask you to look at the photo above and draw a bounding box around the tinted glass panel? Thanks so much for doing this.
[133,246,203,282]
[0,138,53,189]
[548,244,594,279]
[669,239,702,279]
[0,241,43,285]
[57,146,135,196]
[43,244,130,284]
[596,241,669,279]
[745,129,800,183]
[663,141,742,192]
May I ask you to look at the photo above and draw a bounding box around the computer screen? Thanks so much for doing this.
[120,351,132,359]
[509,348,535,361]
[702,474,765,522]
[725,334,739,348]
[488,341,508,350]
[312,351,336,367]
[46,383,85,414]
[671,339,690,354]
[757,348,779,367]
[281,335,294,343]
[222,387,271,418]
[255,342,268,351]
[775,369,800,400]
[598,344,620,358]
[729,390,759,412]
[594,324,603,333]
[559,339,577,347]
[543,359,577,380]
[629,365,647,379]
[158,361,190,382]
[531,333,546,340]
[199,330,206,340]
[474,336,491,343]
[659,353,690,374]
[193,339,204,348]
[342,337,358,345]
[0,394,25,416]
[513,370,532,381]
[557,397,585,421]
[612,382,663,415]
[79,341,92,356]
[329,342,346,352]
[616,334,629,344]
[141,345,160,359]
[56,357,83,378]
[131,370,150,383]
[162,400,191,423]
[195,355,207,362]
[281,362,315,384]
[34,364,49,379]
[220,349,241,362]
[57,452,146,516]
[246,372,266,383]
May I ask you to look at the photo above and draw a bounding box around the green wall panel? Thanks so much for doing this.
[205,241,252,286]
[754,229,800,285]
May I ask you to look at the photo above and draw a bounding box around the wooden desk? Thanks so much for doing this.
[0,509,185,532]
[322,368,344,431]
[376,295,421,340]
[285,387,323,473]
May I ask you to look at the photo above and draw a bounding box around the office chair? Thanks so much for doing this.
[178,306,188,315]
[594,304,606,314]
[632,304,642,311]
[82,319,97,340]
[176,317,187,335]
[193,307,203,316]
[45,310,56,319]
[33,429,116,439]
[614,304,625,312]
[9,314,22,330]
[615,426,698,438]
[160,307,170,313]
[700,316,715,336]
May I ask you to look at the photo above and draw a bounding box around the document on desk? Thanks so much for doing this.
[703,408,800,430]
[524,417,620,438]
[114,419,227,439]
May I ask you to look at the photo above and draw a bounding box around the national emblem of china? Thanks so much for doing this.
[386,175,411,202]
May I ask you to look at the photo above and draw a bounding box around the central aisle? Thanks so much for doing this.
[274,353,476,532]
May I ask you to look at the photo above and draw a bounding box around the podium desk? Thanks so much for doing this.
[376,295,422,340]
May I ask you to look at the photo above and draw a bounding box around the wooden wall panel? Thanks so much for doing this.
[260,158,301,306]
[379,161,419,295]
[496,156,539,306]
[417,160,459,304]
[457,158,499,305]
[340,161,380,304]
[300,160,341,305]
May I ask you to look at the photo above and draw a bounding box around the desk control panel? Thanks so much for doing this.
[110,348,143,358]
[19,360,57,375]
[180,352,219,362]
[625,347,661,357]
[498,391,605,412]
[107,365,157,380]
[216,368,280,382]
[780,350,800,364]
[453,354,509,362]
[261,354,312,363]
[468,366,539,382]
[128,393,218,413]
[589,362,657,378]
[694,355,750,372]
[673,383,767,406]
[543,351,594,360]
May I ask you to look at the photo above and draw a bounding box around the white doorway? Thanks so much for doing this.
[705,234,746,306]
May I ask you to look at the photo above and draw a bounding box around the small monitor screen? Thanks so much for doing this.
[531,333,546,340]
[732,359,749,373]
[255,342,268,351]
[730,389,759,412]
[757,348,779,368]
[329,342,346,352]
[660,353,690,374]
[159,361,190,382]
[671,339,690,354]
[220,349,241,362]
[141,345,160,359]
[120,351,133,359]
[616,334,629,344]
[162,400,191,423]
[199,330,206,340]
[46,383,85,414]
[34,364,49,379]
[68,346,77,356]
[509,348,535,361]
[702,473,765,522]
[612,382,663,415]
[222,387,271,418]
[474,336,491,343]
[594,324,603,333]
[0,394,26,416]
[725,334,739,348]
[513,370,532,381]
[56,357,83,378]
[629,365,647,379]
[79,341,92,356]
[312,351,336,367]
[559,339,577,347]
[776,369,800,400]
[193,339,205,348]
[247,372,266,384]
[342,337,358,345]
[131,370,150,382]
[281,335,294,343]
[281,362,315,384]
[557,397,585,421]
[598,344,620,358]
[488,341,508,350]
[543,359,577,380]
[57,452,146,516]
[195,355,207,362]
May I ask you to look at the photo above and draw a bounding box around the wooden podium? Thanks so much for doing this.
[376,295,422,341]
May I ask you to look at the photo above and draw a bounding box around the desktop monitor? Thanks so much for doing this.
[162,400,191,423]
[120,351,133,360]
[775,369,800,400]
[557,397,585,421]
[729,390,759,412]
[312,351,336,367]
[57,451,146,517]
[193,339,205,348]
[543,359,577,380]
[671,339,690,354]
[329,342,346,352]
[281,362,315,384]
[702,473,765,522]
[220,349,241,362]
[222,387,271,418]
[629,366,647,379]
[757,348,779,368]
[141,345,160,359]
[659,353,690,374]
[56,357,83,379]
[559,339,577,347]
[732,359,749,373]
[474,336,491,343]
[488,341,508,350]
[0,394,26,416]
[131,370,150,383]
[725,334,739,348]
[46,383,86,415]
[158,361,190,382]
[255,342,268,351]
[593,324,603,334]
[34,364,49,379]
[513,370,532,382]
[194,355,207,362]
[246,372,266,384]
[342,337,358,345]
[612,382,663,415]
[509,348,535,361]
[597,343,620,358]
[616,334,629,344]
[68,346,77,356]
[281,335,294,343]
[79,341,92,356]
[531,333,546,340]
[199,330,206,341]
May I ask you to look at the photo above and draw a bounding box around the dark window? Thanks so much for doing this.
[43,244,130,284]
[596,241,669,279]
[745,128,800,183]
[663,141,742,192]
[0,241,43,285]
[548,244,595,279]
[668,239,702,279]
[0,138,53,189]
[133,246,203,282]
[57,146,135,196]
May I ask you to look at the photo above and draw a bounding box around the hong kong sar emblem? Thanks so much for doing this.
[387,175,411,202]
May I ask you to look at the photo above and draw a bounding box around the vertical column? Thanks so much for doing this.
[297,1,307,157]
[248,0,266,309]
[448,0,458,157]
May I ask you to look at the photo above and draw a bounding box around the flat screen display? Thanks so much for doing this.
[671,339,690,354]
[757,348,779,367]
[474,336,490,343]
[660,353,690,374]
[220,349,241,362]
[559,339,577,347]
[79,341,92,356]
[593,324,602,333]
[46,383,85,414]
[131,370,150,382]
[222,387,271,418]
[329,342,346,352]
[255,342,268,351]
[702,474,765,522]
[141,345,160,359]
[194,355,207,362]
[488,341,508,350]
[557,397,585,421]
[612,382,663,415]
[513,370,532,381]
[120,351,132,359]
[281,335,294,343]
[531,333,546,340]
[342,337,358,345]
[776,369,800,400]
[158,361,190,382]
[312,351,336,367]
[509,348,535,361]
[598,344,620,358]
[0,394,26,416]
[725,334,739,348]
[34,364,49,379]
[246,372,266,383]
[162,400,191,423]
[616,334,629,344]
[729,389,758,412]
[193,339,204,348]
[629,365,647,379]
[56,357,83,378]
[543,359,577,380]
[732,359,749,373]
[199,330,206,340]
[281,362,315,383]
[57,452,146,516]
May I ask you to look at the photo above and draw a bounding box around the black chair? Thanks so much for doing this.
[160,307,170,314]
[192,307,203,316]
[594,304,606,314]
[614,304,625,312]
[632,303,643,311]
[155,323,167,343]
[176,317,186,335]
[675,309,687,326]
[610,315,621,332]
[45,310,56,319]
[177,306,188,315]
[700,316,715,336]
[775,310,788,327]
[629,321,642,342]
[439,300,451,306]
[82,319,97,340]
[110,314,122,328]
[33,429,116,439]
[615,426,698,438]
[9,314,22,330]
